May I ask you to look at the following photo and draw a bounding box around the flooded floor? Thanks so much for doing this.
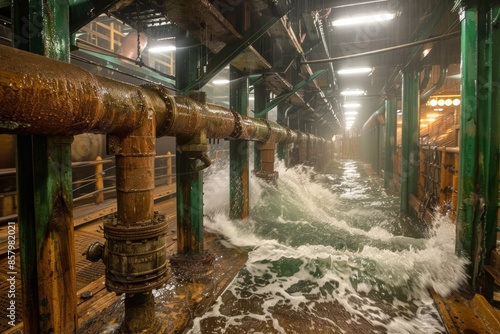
[193,160,468,334]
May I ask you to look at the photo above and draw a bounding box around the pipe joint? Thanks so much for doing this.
[100,211,169,294]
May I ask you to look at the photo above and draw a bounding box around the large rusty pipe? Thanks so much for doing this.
[0,44,330,148]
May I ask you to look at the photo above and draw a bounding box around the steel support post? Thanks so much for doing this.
[13,1,77,332]
[230,67,250,219]
[401,68,420,214]
[385,98,397,188]
[171,35,214,279]
[456,2,500,294]
[276,104,289,166]
[253,82,267,172]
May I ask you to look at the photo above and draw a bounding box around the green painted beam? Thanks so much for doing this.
[400,68,420,214]
[181,13,286,93]
[384,98,397,188]
[229,68,250,219]
[13,1,76,332]
[69,0,120,33]
[254,69,326,118]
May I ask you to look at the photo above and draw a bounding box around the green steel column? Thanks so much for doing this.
[176,149,205,255]
[230,67,250,219]
[173,33,212,268]
[482,5,500,279]
[401,68,420,213]
[385,98,397,188]
[457,2,499,294]
[13,1,76,333]
[276,104,289,165]
[253,82,268,171]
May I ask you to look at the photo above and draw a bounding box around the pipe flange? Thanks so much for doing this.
[102,212,170,294]
[229,109,243,139]
[141,83,177,137]
[262,119,273,143]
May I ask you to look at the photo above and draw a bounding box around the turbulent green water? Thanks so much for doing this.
[192,160,468,334]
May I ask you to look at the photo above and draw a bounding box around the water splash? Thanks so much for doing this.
[194,160,468,333]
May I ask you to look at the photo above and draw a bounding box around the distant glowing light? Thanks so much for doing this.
[344,103,361,108]
[429,99,438,107]
[212,79,230,85]
[337,67,372,75]
[453,99,461,106]
[149,45,176,53]
[332,12,396,27]
[437,99,445,106]
[445,99,452,106]
[341,89,366,96]
[345,116,356,121]
[344,111,358,116]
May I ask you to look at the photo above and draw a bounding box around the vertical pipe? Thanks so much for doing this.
[230,67,250,219]
[95,156,104,204]
[13,1,76,332]
[384,98,397,188]
[401,68,420,213]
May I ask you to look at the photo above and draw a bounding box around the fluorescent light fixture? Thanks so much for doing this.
[453,99,461,106]
[332,12,396,27]
[344,103,361,108]
[345,116,356,120]
[149,45,176,53]
[344,111,358,116]
[212,79,230,85]
[337,67,372,75]
[341,89,366,96]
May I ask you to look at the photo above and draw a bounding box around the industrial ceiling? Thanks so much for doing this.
[0,0,461,138]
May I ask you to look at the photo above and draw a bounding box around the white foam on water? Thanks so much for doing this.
[190,160,468,333]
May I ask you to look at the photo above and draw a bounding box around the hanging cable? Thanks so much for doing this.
[135,1,144,66]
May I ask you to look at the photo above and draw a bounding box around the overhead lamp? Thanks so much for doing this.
[344,103,361,108]
[345,117,356,121]
[149,45,176,53]
[212,79,230,85]
[341,89,366,96]
[332,12,396,27]
[337,67,372,75]
[445,99,452,106]
[453,99,461,106]
[344,111,358,116]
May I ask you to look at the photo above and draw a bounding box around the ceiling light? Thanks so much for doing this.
[344,111,358,116]
[445,99,452,106]
[453,99,461,106]
[149,45,176,53]
[344,103,361,108]
[341,89,366,96]
[434,108,444,111]
[337,67,372,75]
[332,12,396,27]
[345,116,356,121]
[212,79,230,85]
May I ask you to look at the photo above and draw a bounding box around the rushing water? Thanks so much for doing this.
[190,159,468,334]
